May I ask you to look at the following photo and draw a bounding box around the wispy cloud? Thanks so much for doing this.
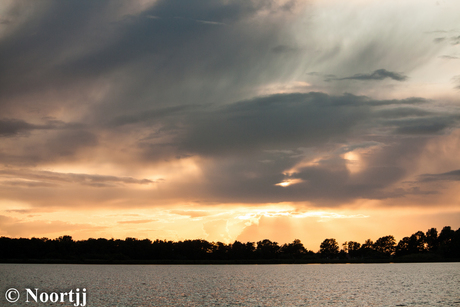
[0,169,156,188]
[439,55,459,60]
[0,118,82,137]
[326,69,408,82]
[419,169,460,182]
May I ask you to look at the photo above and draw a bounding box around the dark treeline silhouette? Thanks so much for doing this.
[1,226,459,263]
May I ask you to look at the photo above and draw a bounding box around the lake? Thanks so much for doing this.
[1,263,459,306]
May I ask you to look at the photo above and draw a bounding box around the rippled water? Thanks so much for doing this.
[1,263,460,306]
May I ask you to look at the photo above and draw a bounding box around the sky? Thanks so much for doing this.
[1,0,460,251]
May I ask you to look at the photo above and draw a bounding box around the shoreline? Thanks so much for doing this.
[2,258,459,265]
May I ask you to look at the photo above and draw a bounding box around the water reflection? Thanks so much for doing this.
[1,263,459,306]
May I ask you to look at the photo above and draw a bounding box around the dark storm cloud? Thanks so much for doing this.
[419,170,460,182]
[200,139,431,204]
[0,118,81,137]
[108,105,199,127]
[121,91,454,210]
[178,92,371,156]
[0,17,12,25]
[327,69,408,82]
[271,44,298,54]
[45,130,98,158]
[170,92,446,158]
[0,119,95,166]
[0,119,37,136]
[0,169,154,187]
[146,0,274,22]
[0,128,99,166]
[0,2,115,109]
[373,107,433,119]
[391,117,457,135]
[1,0,459,208]
[125,91,456,204]
[0,0,302,121]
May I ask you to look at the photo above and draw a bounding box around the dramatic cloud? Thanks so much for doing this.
[0,0,459,244]
[178,92,372,156]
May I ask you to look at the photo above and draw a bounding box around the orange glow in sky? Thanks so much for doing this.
[1,0,460,250]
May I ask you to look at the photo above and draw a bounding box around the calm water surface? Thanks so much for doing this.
[1,263,459,306]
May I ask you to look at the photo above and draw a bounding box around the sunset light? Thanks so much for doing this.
[1,1,460,305]
[275,178,303,187]
[0,0,459,251]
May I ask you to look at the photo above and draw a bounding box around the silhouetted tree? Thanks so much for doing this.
[357,239,375,258]
[280,239,306,258]
[425,228,439,252]
[320,238,339,258]
[438,226,457,257]
[342,241,348,253]
[408,231,426,254]
[151,239,174,260]
[362,239,373,249]
[451,228,460,258]
[256,239,280,259]
[347,241,361,258]
[373,235,396,256]
[439,226,454,244]
[175,239,213,260]
[396,230,431,257]
[212,242,229,260]
[54,235,76,259]
[395,237,411,257]
[1,226,459,262]
[229,241,255,259]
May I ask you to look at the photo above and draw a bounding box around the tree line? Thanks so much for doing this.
[0,226,459,263]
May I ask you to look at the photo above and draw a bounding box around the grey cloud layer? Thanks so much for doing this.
[0,1,459,207]
[0,0,303,120]
[174,93,447,157]
[159,93,455,203]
